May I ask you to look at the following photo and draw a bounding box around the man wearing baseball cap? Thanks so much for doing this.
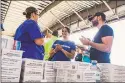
[80,12,114,63]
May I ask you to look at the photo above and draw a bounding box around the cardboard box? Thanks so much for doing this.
[1,49,23,83]
[20,59,45,82]
[98,63,125,82]
[2,35,14,50]
[1,49,22,67]
[55,62,125,82]
[2,37,8,49]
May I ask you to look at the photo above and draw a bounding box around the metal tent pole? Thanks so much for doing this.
[50,11,66,27]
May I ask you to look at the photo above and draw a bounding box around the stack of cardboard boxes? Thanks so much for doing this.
[1,49,23,82]
[113,65,125,82]
[1,35,125,82]
[55,61,91,82]
[98,63,125,82]
[55,62,125,82]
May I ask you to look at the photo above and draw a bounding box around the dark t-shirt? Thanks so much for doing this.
[51,40,76,61]
[90,25,114,63]
[14,19,45,60]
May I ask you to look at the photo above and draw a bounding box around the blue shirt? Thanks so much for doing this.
[51,40,76,61]
[14,19,45,60]
[90,25,114,63]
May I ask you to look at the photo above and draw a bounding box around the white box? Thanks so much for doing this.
[1,49,23,82]
[98,63,125,82]
[2,35,14,50]
[22,58,44,68]
[56,63,125,82]
[2,37,8,49]
[2,75,20,82]
[20,59,44,82]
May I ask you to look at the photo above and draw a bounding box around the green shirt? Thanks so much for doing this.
[44,36,58,60]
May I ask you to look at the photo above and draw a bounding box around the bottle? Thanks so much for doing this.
[13,40,21,50]
[90,60,101,82]
[82,50,91,63]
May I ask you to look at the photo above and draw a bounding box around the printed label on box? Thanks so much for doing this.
[2,57,22,66]
[2,66,21,76]
[44,61,55,69]
[56,69,68,77]
[23,58,44,68]
[56,77,67,82]
[44,69,56,77]
[44,76,56,82]
[77,62,90,70]
[23,76,43,82]
[2,75,20,82]
[23,68,43,76]
[54,61,78,70]
[2,49,23,58]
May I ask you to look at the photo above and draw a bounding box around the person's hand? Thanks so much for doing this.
[57,44,63,50]
[55,45,60,52]
[79,36,90,45]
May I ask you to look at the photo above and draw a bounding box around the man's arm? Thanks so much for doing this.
[35,38,44,46]
[89,36,113,53]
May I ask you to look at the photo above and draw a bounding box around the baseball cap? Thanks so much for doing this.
[88,12,106,21]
